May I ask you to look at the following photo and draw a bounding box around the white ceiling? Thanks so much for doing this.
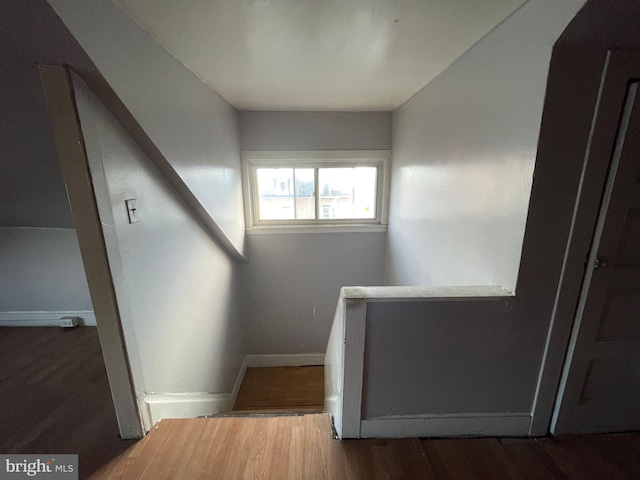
[113,0,527,111]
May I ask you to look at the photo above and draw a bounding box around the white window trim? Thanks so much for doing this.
[242,150,391,234]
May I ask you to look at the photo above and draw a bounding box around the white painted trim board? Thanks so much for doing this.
[245,353,325,368]
[359,413,532,439]
[141,353,327,426]
[143,356,248,426]
[0,311,97,326]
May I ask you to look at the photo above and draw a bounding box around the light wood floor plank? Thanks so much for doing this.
[3,328,640,480]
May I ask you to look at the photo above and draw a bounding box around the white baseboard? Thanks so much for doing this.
[358,413,532,439]
[0,311,96,327]
[144,393,233,425]
[143,356,248,426]
[141,354,325,426]
[245,353,325,368]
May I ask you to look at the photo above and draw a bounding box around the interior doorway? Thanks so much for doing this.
[552,80,640,434]
[40,65,145,438]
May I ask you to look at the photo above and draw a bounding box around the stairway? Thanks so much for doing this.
[229,366,324,415]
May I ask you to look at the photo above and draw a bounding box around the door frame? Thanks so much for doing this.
[551,80,639,434]
[39,65,146,439]
[530,50,640,435]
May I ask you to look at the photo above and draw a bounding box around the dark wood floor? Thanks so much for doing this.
[233,366,324,413]
[0,327,134,478]
[2,327,640,479]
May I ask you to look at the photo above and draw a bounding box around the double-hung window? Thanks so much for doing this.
[242,151,390,233]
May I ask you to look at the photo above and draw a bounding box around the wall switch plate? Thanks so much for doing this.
[126,199,140,224]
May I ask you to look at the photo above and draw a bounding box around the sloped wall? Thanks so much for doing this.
[74,79,245,399]
[48,0,246,257]
[386,0,586,291]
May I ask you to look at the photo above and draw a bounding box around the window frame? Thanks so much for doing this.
[242,150,391,234]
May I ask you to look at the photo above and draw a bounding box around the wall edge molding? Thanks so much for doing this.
[0,311,96,326]
[358,413,532,438]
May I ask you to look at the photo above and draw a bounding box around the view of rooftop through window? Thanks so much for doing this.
[256,167,377,221]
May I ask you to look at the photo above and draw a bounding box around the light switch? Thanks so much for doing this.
[125,199,139,224]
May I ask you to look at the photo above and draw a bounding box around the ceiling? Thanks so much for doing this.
[112,0,527,111]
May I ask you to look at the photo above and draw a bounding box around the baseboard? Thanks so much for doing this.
[143,357,248,426]
[358,413,532,439]
[0,311,96,327]
[245,353,325,368]
[142,354,324,425]
[144,393,233,425]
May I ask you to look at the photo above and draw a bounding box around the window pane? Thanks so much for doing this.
[294,168,315,220]
[318,167,377,219]
[256,168,294,220]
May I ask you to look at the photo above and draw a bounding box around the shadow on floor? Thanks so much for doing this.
[0,327,137,478]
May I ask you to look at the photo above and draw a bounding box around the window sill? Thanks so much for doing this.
[245,224,388,235]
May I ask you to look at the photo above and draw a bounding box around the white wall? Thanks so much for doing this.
[75,80,245,396]
[0,228,92,312]
[386,0,586,291]
[48,0,246,257]
[238,112,391,354]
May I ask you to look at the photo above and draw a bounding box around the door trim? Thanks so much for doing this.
[530,50,640,435]
[39,65,145,439]
[551,81,638,433]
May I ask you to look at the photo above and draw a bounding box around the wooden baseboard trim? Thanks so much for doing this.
[143,357,249,426]
[245,354,325,368]
[358,413,532,439]
[0,311,96,327]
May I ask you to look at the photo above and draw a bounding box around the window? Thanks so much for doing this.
[242,151,390,233]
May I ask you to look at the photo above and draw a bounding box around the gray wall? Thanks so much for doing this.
[48,0,246,256]
[385,0,585,291]
[0,1,94,229]
[0,228,92,312]
[363,299,522,416]
[239,112,392,151]
[238,112,391,354]
[0,1,105,317]
[76,81,245,394]
[242,233,386,353]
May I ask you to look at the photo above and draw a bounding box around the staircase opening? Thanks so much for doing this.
[231,366,324,415]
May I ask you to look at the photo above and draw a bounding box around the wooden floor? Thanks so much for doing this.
[0,327,134,478]
[232,366,324,413]
[3,327,640,480]
[90,413,640,479]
